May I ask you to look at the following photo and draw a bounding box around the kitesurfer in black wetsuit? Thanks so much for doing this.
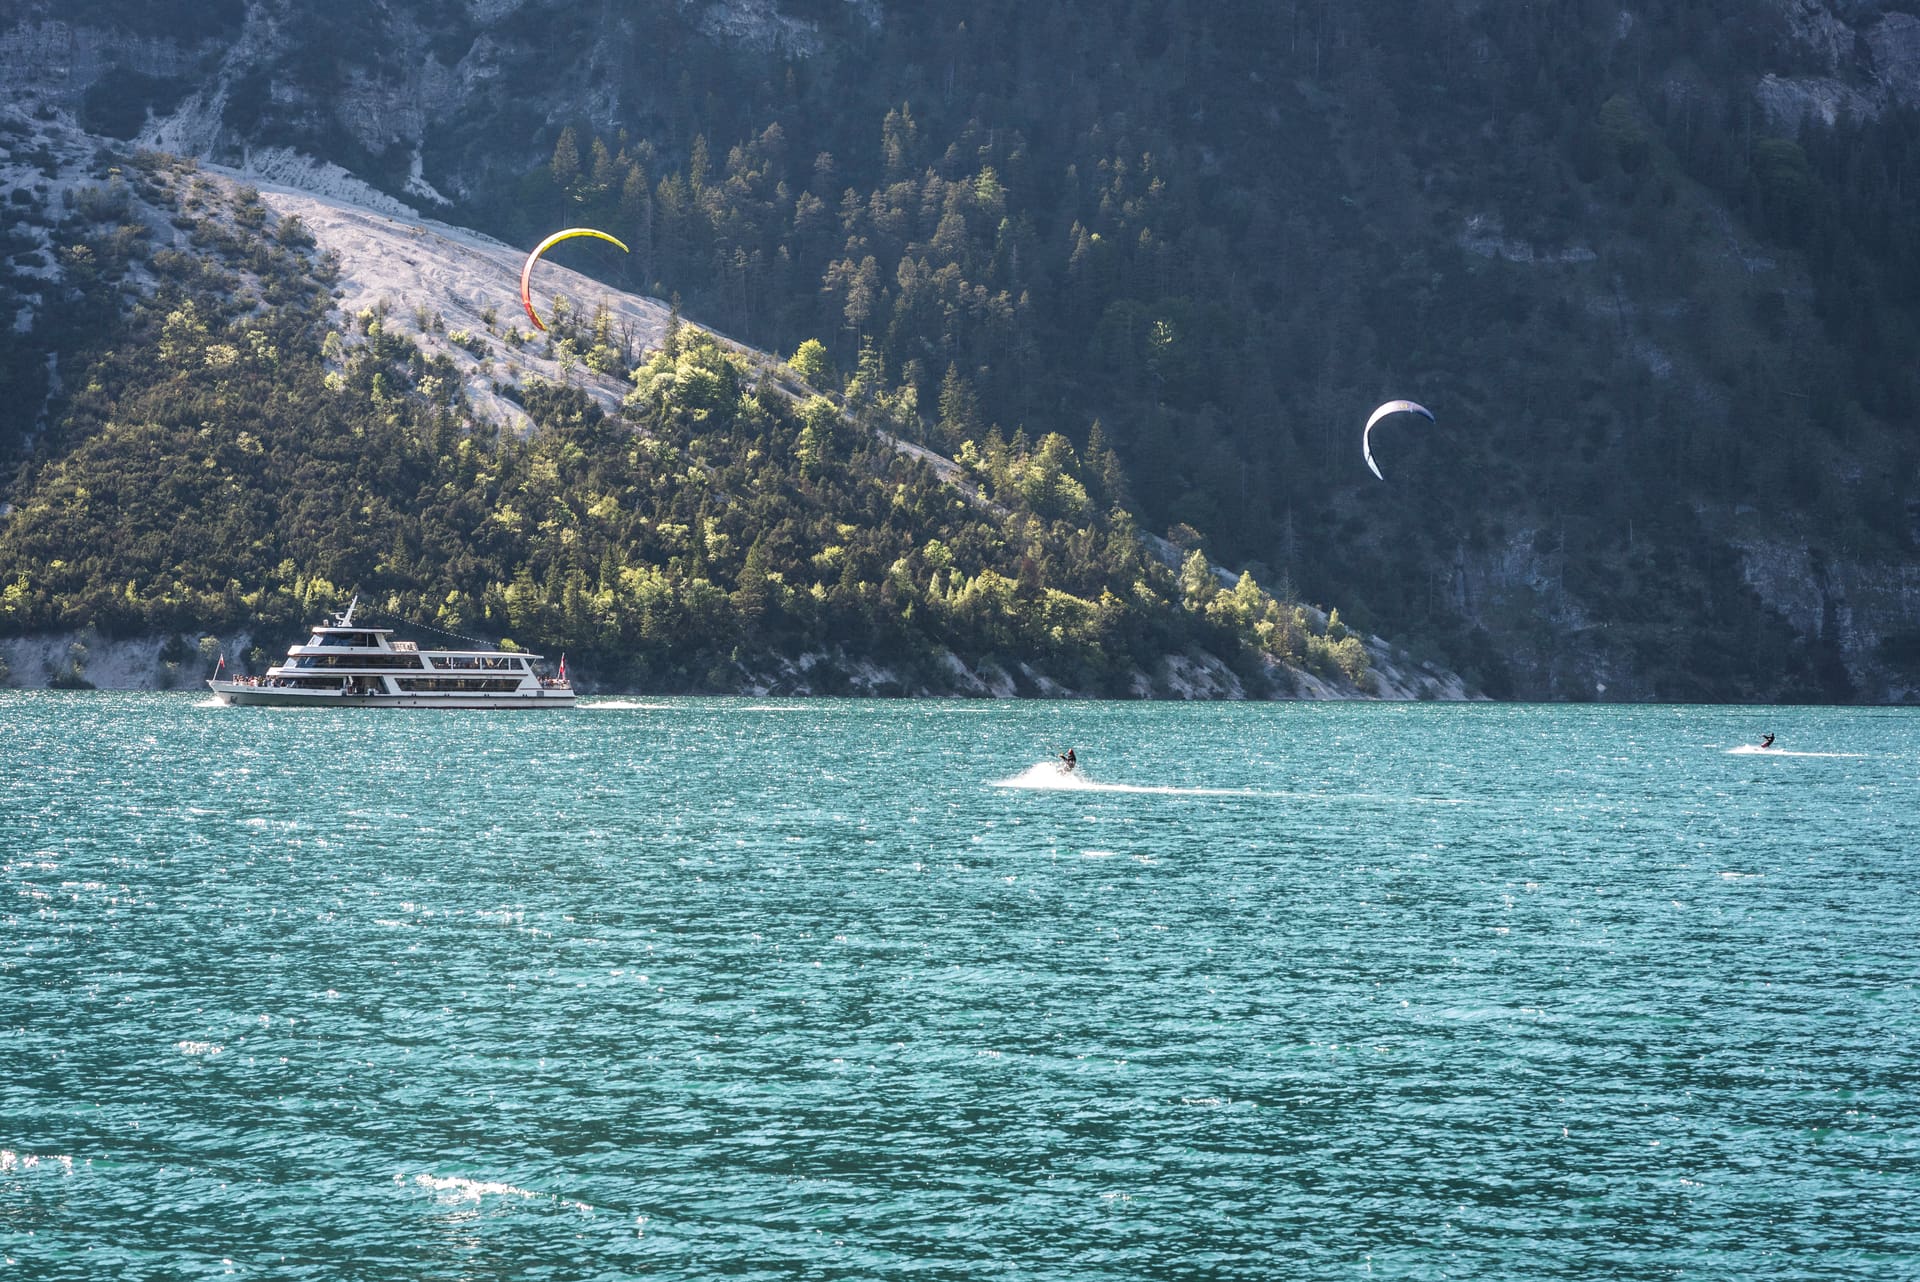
[1760,733,1775,749]
[1058,748,1077,772]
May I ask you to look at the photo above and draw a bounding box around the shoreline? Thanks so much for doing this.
[0,627,1481,702]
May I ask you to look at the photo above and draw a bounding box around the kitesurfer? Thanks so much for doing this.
[1760,733,1775,749]
[1058,748,1077,772]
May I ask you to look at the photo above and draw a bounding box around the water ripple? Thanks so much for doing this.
[1,694,1915,1277]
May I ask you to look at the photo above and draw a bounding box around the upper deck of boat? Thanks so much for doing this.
[272,602,550,676]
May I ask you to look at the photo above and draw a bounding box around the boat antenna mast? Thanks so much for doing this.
[333,593,359,628]
[350,598,500,651]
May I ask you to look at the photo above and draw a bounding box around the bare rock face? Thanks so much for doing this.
[686,0,825,57]
[1456,214,1598,266]
[0,19,217,103]
[1868,12,1920,105]
[228,4,470,164]
[332,62,454,156]
[1736,537,1920,702]
[1760,0,1920,125]
[0,1,847,156]
[466,0,531,22]
[1756,71,1881,126]
[1773,0,1860,72]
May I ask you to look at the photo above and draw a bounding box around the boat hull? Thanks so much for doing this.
[208,681,575,708]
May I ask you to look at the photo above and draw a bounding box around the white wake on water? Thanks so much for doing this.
[581,700,673,710]
[1725,745,1863,758]
[410,1173,537,1202]
[991,762,1268,796]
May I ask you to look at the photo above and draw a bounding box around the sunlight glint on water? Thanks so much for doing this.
[2,693,1916,1278]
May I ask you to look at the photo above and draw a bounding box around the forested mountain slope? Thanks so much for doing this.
[4,0,1919,699]
[0,116,1443,697]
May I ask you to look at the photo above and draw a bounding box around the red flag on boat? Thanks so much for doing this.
[215,653,226,677]
[558,654,568,683]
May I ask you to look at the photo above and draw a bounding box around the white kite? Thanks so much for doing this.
[1362,400,1435,480]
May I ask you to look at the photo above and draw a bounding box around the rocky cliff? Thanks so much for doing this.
[1759,0,1920,125]
[3,0,1917,701]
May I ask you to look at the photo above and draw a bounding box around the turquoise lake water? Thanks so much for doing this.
[2,693,1916,1279]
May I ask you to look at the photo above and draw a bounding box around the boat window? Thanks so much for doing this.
[396,677,526,693]
[312,632,377,647]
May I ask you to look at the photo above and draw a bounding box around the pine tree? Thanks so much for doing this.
[1084,420,1129,506]
[938,363,980,442]
[734,537,772,627]
[550,127,581,193]
[590,138,616,195]
[881,104,918,180]
[689,134,711,196]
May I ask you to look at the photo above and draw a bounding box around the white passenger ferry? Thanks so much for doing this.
[207,597,576,708]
